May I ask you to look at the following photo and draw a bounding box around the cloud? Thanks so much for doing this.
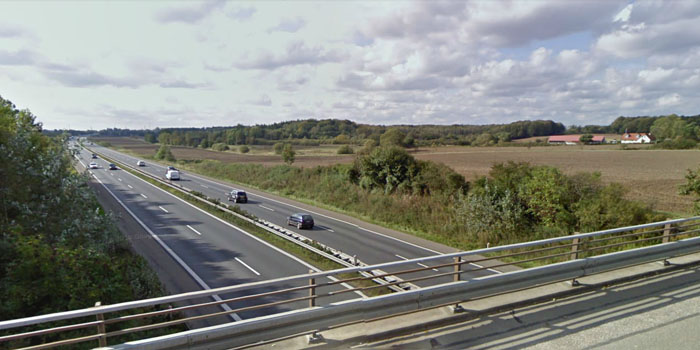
[155,0,225,24]
[235,41,340,70]
[0,24,28,38]
[159,79,209,89]
[227,6,256,20]
[0,49,37,66]
[658,93,681,107]
[268,17,306,33]
[596,17,700,58]
[43,69,142,88]
[249,94,272,106]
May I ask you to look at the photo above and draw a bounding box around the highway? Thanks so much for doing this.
[72,142,357,321]
[86,142,496,285]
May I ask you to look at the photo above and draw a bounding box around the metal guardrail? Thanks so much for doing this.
[2,215,700,349]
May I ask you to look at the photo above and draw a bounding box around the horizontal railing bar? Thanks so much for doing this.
[15,333,102,350]
[3,216,699,332]
[0,319,101,343]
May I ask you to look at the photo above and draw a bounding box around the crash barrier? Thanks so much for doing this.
[2,215,699,349]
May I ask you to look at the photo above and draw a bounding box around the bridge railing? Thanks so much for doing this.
[2,216,700,349]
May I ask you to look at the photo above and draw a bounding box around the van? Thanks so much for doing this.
[166,169,180,180]
[228,190,248,203]
[287,213,314,229]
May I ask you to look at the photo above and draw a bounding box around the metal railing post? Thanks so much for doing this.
[453,257,461,282]
[570,233,581,286]
[308,270,316,308]
[95,302,107,347]
[662,223,673,265]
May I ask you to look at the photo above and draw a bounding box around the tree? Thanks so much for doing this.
[579,134,593,144]
[273,142,285,155]
[380,128,407,147]
[680,166,700,214]
[155,144,176,162]
[337,145,354,154]
[282,143,295,165]
[144,133,156,143]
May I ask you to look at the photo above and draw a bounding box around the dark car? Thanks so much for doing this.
[287,213,314,229]
[91,153,98,159]
[167,165,177,171]
[228,190,248,203]
[108,163,117,170]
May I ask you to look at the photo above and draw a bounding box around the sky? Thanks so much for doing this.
[1,0,700,130]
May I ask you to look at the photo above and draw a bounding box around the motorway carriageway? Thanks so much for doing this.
[74,143,361,323]
[87,143,498,286]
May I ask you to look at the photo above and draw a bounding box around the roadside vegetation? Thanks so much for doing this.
[168,145,663,250]
[0,96,177,346]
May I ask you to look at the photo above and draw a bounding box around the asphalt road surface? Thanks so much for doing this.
[86,142,497,286]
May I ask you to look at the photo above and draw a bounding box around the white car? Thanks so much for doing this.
[166,169,180,180]
[88,162,98,169]
[137,160,146,166]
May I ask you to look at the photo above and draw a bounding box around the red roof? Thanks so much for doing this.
[621,133,655,141]
[548,135,605,142]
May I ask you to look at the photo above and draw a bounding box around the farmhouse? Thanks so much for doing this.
[548,135,606,145]
[621,132,655,144]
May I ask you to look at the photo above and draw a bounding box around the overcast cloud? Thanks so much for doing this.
[1,0,699,130]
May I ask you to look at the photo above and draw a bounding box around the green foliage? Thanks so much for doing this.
[155,144,176,161]
[337,144,354,154]
[144,132,156,143]
[380,128,407,147]
[211,143,229,151]
[239,145,250,153]
[454,162,660,245]
[282,143,295,165]
[680,166,700,214]
[353,146,467,195]
[650,114,697,142]
[273,142,284,155]
[0,95,165,329]
[579,134,593,144]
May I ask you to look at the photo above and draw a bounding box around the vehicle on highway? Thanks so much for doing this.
[91,153,98,159]
[228,190,248,203]
[108,163,117,170]
[136,160,145,166]
[167,165,177,171]
[287,213,314,229]
[166,169,180,180]
[88,162,98,169]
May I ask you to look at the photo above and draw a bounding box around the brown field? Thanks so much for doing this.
[93,137,700,215]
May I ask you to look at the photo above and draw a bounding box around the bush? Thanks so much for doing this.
[155,144,176,161]
[282,144,295,165]
[273,142,284,155]
[337,145,354,154]
[239,145,250,153]
[211,143,229,151]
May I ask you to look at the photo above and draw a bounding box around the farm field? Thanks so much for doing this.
[93,137,700,215]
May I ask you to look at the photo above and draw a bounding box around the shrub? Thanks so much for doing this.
[211,143,229,151]
[273,142,284,155]
[239,145,250,153]
[282,144,295,165]
[337,145,354,154]
[155,144,176,161]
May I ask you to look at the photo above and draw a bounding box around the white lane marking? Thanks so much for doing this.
[140,194,148,199]
[159,206,169,213]
[118,178,122,182]
[127,185,133,189]
[115,162,366,298]
[87,170,241,321]
[110,173,114,176]
[417,262,440,272]
[235,257,261,276]
[187,225,203,236]
[259,204,274,211]
[327,228,335,232]
[201,184,209,188]
[397,254,438,272]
